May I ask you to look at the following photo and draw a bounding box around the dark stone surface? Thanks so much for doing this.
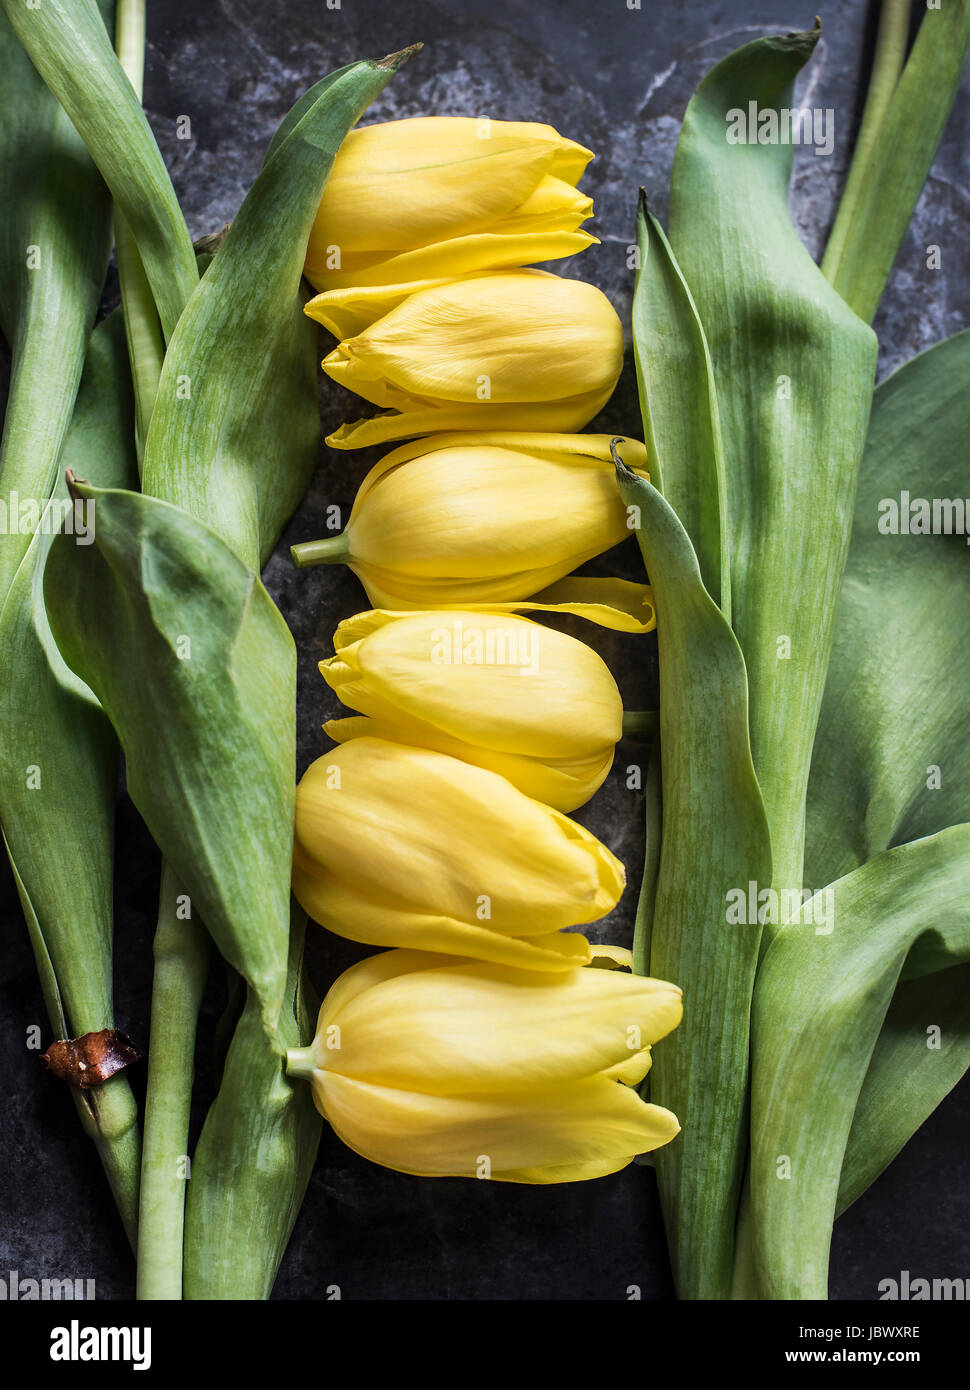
[1,0,968,1300]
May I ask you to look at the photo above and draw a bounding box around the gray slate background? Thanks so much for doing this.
[1,0,968,1300]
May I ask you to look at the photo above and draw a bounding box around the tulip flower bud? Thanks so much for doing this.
[291,432,648,612]
[320,609,623,812]
[285,947,682,1182]
[309,271,624,449]
[292,737,625,970]
[304,116,596,297]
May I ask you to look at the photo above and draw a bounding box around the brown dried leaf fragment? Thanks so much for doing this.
[42,1029,143,1089]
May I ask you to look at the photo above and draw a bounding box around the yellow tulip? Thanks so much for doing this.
[320,609,622,812]
[290,432,649,614]
[292,737,625,970]
[309,271,624,449]
[285,947,682,1183]
[304,116,596,296]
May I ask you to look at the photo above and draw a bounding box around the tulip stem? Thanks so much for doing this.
[820,0,910,296]
[291,534,351,568]
[622,709,658,739]
[285,1045,317,1081]
[114,0,165,466]
[136,864,210,1300]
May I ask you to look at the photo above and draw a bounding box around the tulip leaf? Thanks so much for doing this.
[631,194,729,617]
[43,482,296,1016]
[667,24,878,894]
[0,312,140,1241]
[616,458,771,1299]
[748,826,970,1299]
[821,3,970,323]
[0,5,137,1238]
[0,3,113,604]
[0,0,197,341]
[184,906,320,1300]
[806,330,970,884]
[141,51,419,570]
[803,329,970,1219]
[836,962,970,1217]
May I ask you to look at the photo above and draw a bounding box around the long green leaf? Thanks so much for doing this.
[616,456,771,1299]
[821,1,970,322]
[804,329,970,1220]
[631,194,729,616]
[44,483,296,1014]
[0,0,197,339]
[667,25,878,894]
[836,963,970,1217]
[183,906,320,1300]
[0,3,112,604]
[748,826,970,1299]
[0,313,140,1241]
[806,331,970,884]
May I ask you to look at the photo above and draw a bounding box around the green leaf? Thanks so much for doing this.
[0,0,197,339]
[806,331,970,884]
[616,458,771,1299]
[748,826,970,1298]
[667,25,878,894]
[0,2,113,605]
[44,483,296,1017]
[631,194,729,617]
[0,311,140,1241]
[821,2,970,323]
[141,49,420,569]
[184,906,320,1300]
[836,962,970,1217]
[804,329,970,1221]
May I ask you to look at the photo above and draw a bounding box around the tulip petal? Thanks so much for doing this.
[349,431,648,505]
[326,956,683,1094]
[324,389,615,449]
[294,861,594,970]
[525,579,658,634]
[306,277,461,338]
[292,739,624,965]
[318,947,465,1030]
[319,607,621,790]
[319,271,623,445]
[323,713,614,813]
[316,1071,680,1181]
[310,136,562,256]
[336,434,650,615]
[305,231,597,297]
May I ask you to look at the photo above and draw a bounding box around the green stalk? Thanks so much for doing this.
[821,0,910,282]
[821,0,970,321]
[620,709,657,739]
[290,534,352,568]
[0,9,141,1242]
[0,0,198,340]
[72,1080,142,1250]
[107,1,207,1299]
[113,0,164,463]
[136,864,210,1300]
